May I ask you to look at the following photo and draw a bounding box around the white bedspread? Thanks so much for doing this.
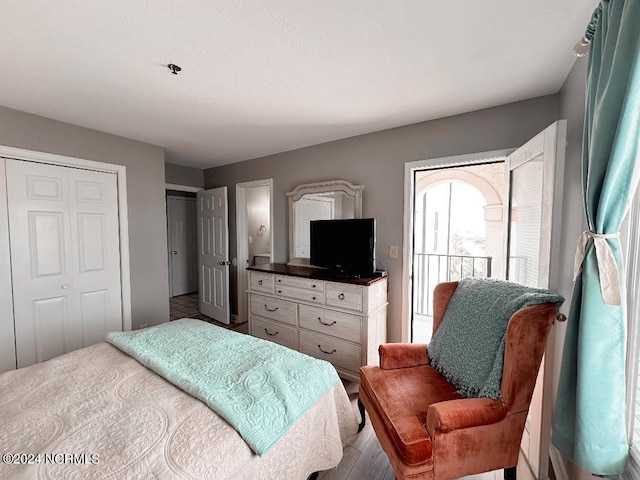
[0,342,357,480]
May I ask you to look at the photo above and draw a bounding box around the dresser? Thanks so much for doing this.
[247,263,388,381]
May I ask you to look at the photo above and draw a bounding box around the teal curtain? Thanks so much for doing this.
[552,0,640,475]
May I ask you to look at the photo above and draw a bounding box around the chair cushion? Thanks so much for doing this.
[360,364,462,466]
[428,278,564,398]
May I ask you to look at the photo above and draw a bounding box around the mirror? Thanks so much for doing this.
[287,180,363,265]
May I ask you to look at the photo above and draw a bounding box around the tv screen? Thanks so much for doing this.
[310,218,376,276]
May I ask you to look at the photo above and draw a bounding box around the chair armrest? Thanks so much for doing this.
[426,398,507,436]
[379,343,430,370]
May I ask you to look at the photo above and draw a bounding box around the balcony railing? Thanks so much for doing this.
[413,253,493,317]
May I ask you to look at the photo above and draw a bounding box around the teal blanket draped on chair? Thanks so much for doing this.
[552,0,640,475]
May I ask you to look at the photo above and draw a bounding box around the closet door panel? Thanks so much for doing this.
[69,168,122,338]
[32,296,72,364]
[6,159,77,368]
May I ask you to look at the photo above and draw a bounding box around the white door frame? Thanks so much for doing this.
[0,144,133,333]
[401,149,513,343]
[166,183,203,193]
[236,179,273,324]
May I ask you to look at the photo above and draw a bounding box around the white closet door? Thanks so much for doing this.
[6,159,122,368]
[68,167,122,347]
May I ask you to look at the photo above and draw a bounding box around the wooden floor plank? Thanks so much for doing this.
[344,431,395,480]
[316,445,360,480]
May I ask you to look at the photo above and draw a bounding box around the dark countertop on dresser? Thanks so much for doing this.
[247,263,388,286]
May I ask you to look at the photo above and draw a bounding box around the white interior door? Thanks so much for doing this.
[504,121,566,480]
[197,187,230,324]
[6,159,122,368]
[167,196,197,297]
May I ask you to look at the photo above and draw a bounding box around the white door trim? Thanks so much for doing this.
[401,148,513,343]
[165,183,203,193]
[0,144,132,332]
[236,179,273,324]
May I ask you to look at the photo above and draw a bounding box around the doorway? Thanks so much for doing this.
[165,184,202,325]
[167,193,198,298]
[0,144,132,373]
[403,151,511,344]
[236,179,273,324]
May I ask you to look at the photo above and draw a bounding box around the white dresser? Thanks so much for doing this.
[247,264,388,381]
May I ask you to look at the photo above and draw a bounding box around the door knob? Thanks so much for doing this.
[171,250,178,255]
[61,285,68,289]
[218,261,231,266]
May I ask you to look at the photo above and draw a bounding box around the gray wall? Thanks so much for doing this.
[165,162,204,188]
[0,105,170,329]
[204,94,561,342]
[553,58,591,480]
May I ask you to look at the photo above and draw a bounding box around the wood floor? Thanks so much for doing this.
[318,380,501,480]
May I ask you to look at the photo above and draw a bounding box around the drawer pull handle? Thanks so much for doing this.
[318,317,337,326]
[264,305,279,312]
[318,345,337,355]
[258,280,263,285]
[312,284,316,288]
[264,328,279,336]
[312,296,316,300]
[338,293,345,300]
[277,290,282,294]
[278,279,282,282]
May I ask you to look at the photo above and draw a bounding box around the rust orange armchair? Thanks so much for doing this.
[358,281,558,480]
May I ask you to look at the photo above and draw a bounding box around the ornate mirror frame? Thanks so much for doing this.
[286,180,364,266]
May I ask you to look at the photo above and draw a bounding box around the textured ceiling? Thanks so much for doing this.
[0,1,598,168]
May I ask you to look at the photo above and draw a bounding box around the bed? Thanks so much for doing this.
[0,319,358,479]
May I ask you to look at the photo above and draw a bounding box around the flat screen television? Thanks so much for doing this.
[310,218,376,277]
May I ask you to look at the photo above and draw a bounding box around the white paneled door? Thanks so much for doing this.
[504,121,566,480]
[6,159,122,368]
[197,187,230,324]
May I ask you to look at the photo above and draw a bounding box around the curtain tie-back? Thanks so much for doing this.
[573,230,621,306]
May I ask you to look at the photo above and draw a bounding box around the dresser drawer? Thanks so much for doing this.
[249,293,297,326]
[275,285,324,304]
[299,331,361,373]
[325,282,363,312]
[250,316,298,350]
[275,275,324,292]
[299,305,361,343]
[250,271,274,294]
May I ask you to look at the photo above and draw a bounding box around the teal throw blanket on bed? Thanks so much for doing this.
[428,278,564,399]
[106,319,340,456]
